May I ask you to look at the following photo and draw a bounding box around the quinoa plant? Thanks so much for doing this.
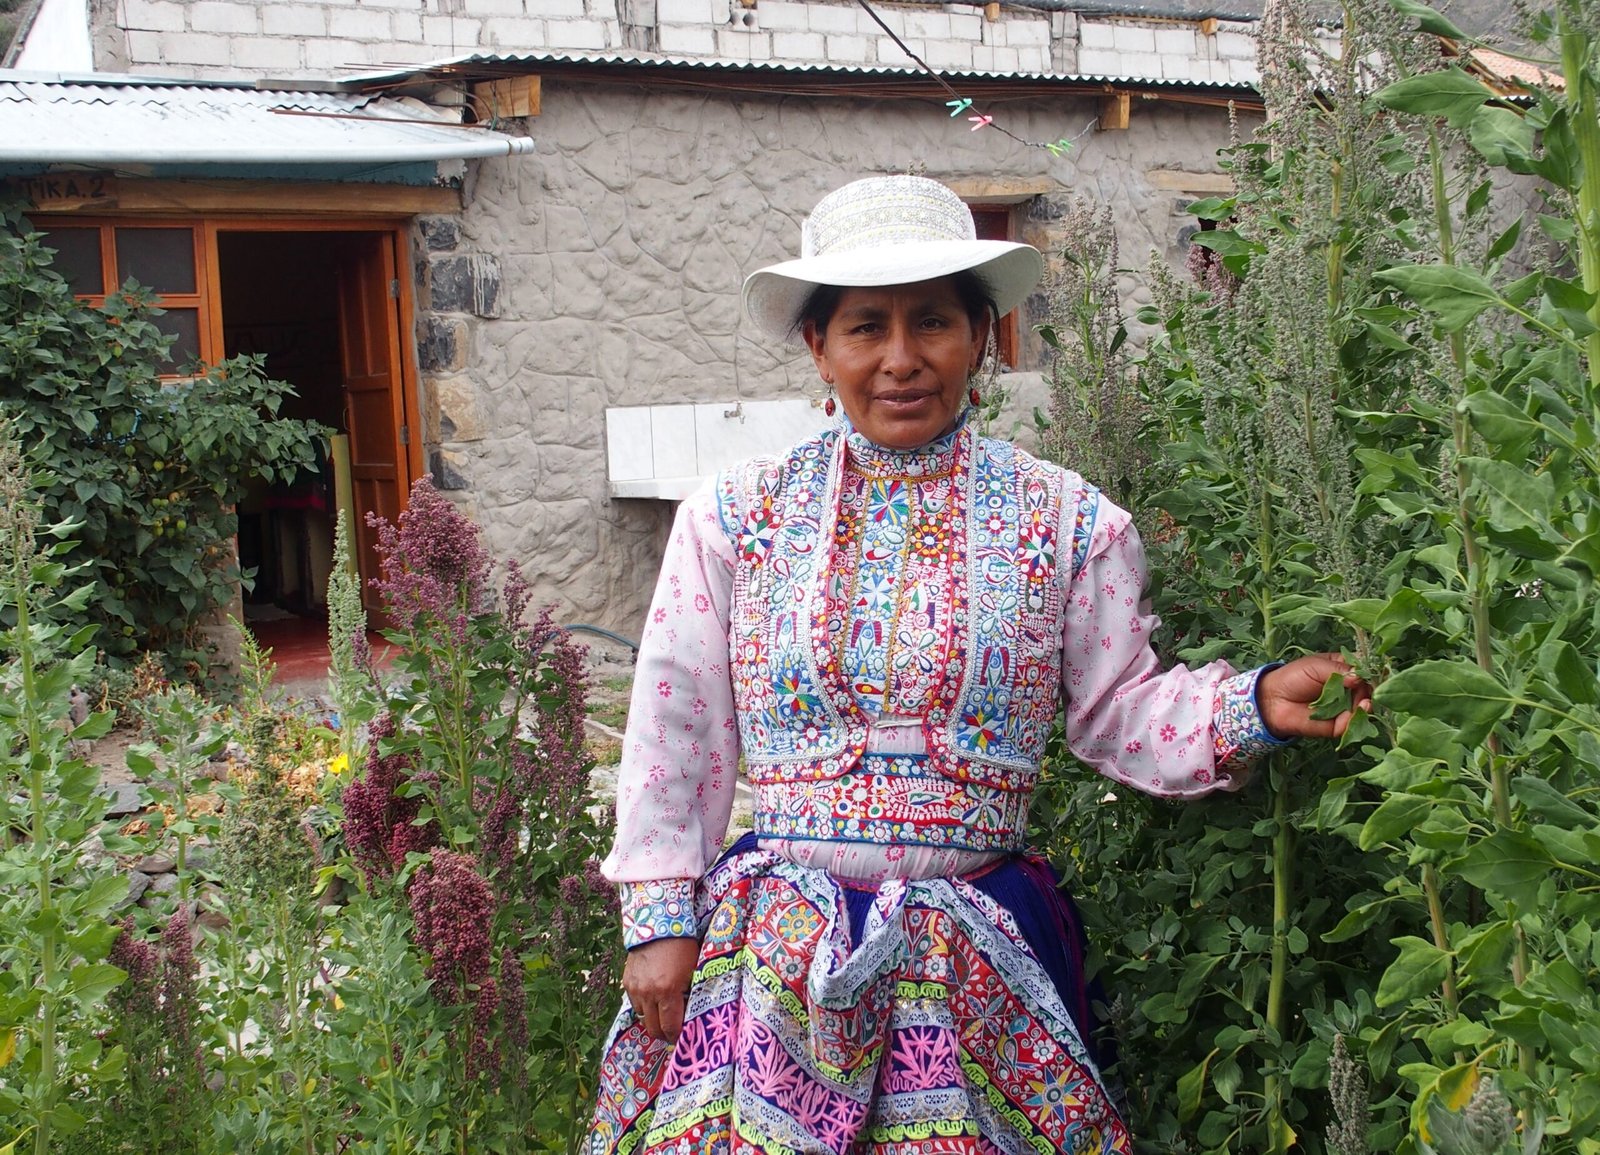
[1037,1,1600,1150]
[333,477,619,1152]
[0,421,127,1155]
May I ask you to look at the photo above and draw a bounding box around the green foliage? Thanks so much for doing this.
[0,215,326,676]
[0,421,128,1155]
[0,452,616,1146]
[1034,1,1600,1152]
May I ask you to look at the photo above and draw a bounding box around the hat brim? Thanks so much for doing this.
[741,240,1044,343]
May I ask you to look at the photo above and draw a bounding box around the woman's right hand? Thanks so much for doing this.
[622,937,700,1043]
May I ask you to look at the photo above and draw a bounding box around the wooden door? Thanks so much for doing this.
[335,233,412,613]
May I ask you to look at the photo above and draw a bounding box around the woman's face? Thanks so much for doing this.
[802,278,989,450]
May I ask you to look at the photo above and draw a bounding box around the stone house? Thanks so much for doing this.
[1,0,1519,636]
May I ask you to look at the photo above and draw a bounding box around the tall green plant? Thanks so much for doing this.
[333,479,620,1153]
[1033,1,1600,1151]
[0,422,128,1155]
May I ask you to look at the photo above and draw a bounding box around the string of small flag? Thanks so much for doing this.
[851,0,1096,156]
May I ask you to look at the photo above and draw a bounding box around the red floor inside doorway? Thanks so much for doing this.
[247,615,392,684]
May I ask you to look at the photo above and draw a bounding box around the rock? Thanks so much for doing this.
[141,872,181,903]
[117,872,152,911]
[68,685,90,729]
[185,845,216,873]
[135,854,176,874]
[101,783,145,818]
[80,835,113,868]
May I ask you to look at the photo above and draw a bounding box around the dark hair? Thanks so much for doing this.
[793,269,995,339]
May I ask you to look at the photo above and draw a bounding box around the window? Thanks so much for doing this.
[32,221,211,370]
[969,205,1020,370]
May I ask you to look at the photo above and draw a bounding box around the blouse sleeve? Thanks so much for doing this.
[1061,488,1287,799]
[600,481,741,948]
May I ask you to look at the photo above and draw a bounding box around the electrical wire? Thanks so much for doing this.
[850,0,1097,153]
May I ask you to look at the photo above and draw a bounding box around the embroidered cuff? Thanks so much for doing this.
[618,878,698,950]
[1212,664,1293,779]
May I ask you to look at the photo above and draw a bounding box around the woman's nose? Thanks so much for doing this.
[880,322,920,376]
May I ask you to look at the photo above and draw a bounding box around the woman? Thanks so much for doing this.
[591,175,1370,1154]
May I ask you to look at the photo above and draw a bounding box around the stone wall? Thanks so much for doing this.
[99,0,1265,85]
[422,77,1246,631]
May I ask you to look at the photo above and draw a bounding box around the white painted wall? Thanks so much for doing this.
[15,0,95,72]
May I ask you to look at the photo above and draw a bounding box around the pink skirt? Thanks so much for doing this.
[590,840,1131,1154]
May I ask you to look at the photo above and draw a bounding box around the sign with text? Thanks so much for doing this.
[15,173,119,210]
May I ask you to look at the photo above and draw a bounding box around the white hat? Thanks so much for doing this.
[741,175,1045,342]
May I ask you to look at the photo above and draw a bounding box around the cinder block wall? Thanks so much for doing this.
[102,0,1265,85]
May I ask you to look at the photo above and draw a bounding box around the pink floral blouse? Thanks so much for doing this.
[603,422,1284,948]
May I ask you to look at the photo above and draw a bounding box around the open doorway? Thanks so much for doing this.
[216,227,418,662]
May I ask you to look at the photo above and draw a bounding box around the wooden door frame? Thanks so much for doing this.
[202,217,426,495]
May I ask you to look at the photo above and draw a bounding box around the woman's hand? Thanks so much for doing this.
[622,936,700,1043]
[1257,655,1374,741]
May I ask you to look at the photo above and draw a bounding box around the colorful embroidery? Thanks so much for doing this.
[751,754,1032,850]
[619,878,699,948]
[590,848,1131,1155]
[1213,666,1291,773]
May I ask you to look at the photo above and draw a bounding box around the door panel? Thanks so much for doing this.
[335,233,411,614]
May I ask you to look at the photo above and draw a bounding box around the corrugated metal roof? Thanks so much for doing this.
[0,72,534,166]
[346,47,1257,91]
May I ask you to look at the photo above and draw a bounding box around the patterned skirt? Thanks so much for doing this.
[590,836,1132,1154]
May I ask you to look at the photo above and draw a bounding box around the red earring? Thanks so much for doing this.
[824,397,837,417]
[969,386,981,407]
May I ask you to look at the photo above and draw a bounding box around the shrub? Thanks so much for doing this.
[0,208,326,676]
[1035,1,1600,1151]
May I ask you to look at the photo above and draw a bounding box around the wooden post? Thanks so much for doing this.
[1097,90,1131,131]
[471,76,541,120]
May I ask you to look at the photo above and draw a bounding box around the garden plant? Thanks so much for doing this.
[1035,0,1600,1152]
[0,426,620,1151]
[0,205,326,678]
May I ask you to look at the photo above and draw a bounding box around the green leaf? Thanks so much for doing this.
[1186,196,1234,220]
[1459,390,1540,452]
[1309,671,1353,721]
[1375,263,1500,332]
[1191,230,1259,258]
[1376,936,1452,1008]
[1325,896,1402,944]
[1544,274,1599,337]
[1373,68,1493,127]
[1456,830,1556,908]
[1468,104,1534,169]
[1177,1048,1219,1121]
[1360,793,1435,850]
[1465,456,1557,541]
[1512,776,1593,827]
[70,711,115,743]
[1373,659,1516,747]
[68,963,126,1006]
[1386,0,1467,39]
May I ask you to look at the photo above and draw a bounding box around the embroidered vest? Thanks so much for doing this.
[717,421,1100,851]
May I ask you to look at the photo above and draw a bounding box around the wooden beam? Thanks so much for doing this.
[944,175,1056,203]
[1097,90,1131,131]
[471,75,541,120]
[984,2,1001,21]
[13,177,460,217]
[1199,16,1219,36]
[1146,169,1234,194]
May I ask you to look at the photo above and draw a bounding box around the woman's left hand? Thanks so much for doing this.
[1257,655,1374,741]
